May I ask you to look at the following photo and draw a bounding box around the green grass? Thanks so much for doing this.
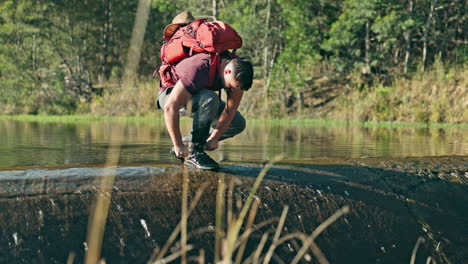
[247,118,468,129]
[0,114,166,124]
[1,114,466,129]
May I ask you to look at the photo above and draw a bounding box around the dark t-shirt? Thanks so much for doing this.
[173,53,221,95]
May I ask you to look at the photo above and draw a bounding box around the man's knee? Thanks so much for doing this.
[234,112,246,134]
[194,89,220,113]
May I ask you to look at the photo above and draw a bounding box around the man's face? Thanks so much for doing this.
[224,62,242,91]
[224,75,241,91]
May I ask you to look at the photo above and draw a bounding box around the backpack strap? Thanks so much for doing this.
[208,53,220,87]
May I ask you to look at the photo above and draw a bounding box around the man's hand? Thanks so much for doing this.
[174,144,189,158]
[205,138,219,151]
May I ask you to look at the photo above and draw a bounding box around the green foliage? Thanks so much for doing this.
[273,0,325,86]
[0,0,176,114]
[0,0,465,122]
[322,0,379,71]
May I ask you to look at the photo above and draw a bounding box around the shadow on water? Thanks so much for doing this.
[0,157,466,263]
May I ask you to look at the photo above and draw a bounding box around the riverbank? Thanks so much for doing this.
[243,64,467,124]
[0,156,467,263]
[1,65,466,125]
[1,114,466,129]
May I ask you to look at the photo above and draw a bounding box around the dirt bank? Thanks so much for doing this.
[0,156,466,263]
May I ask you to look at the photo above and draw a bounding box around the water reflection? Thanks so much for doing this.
[0,120,466,168]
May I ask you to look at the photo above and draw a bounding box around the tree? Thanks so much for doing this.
[322,0,382,73]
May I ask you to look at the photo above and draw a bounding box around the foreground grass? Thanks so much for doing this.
[1,114,466,129]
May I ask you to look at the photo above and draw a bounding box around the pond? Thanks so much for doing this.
[0,119,466,168]
[0,118,467,264]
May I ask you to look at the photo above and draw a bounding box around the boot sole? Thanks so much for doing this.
[184,159,219,170]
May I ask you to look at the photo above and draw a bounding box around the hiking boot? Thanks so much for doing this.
[169,148,185,162]
[184,145,219,170]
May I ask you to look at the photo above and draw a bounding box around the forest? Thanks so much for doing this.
[0,0,466,123]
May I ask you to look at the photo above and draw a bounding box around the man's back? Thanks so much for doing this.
[173,53,221,95]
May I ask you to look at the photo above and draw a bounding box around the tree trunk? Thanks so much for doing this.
[99,0,112,84]
[32,34,36,71]
[265,43,277,94]
[212,0,218,20]
[363,21,371,74]
[403,0,413,74]
[422,0,438,71]
[263,0,271,101]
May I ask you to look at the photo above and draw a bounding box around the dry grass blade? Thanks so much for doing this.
[235,218,279,249]
[85,127,122,264]
[426,256,434,264]
[215,174,226,263]
[263,205,289,264]
[290,205,350,264]
[410,237,425,264]
[276,232,307,245]
[153,245,195,264]
[272,229,328,263]
[309,241,329,264]
[185,226,215,240]
[122,0,152,88]
[252,232,270,264]
[234,199,260,264]
[227,179,235,228]
[181,167,189,264]
[227,155,282,255]
[147,246,160,263]
[271,253,286,264]
[85,0,151,262]
[154,182,209,261]
[67,252,75,264]
[198,249,205,264]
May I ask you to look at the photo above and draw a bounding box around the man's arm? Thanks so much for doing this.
[206,88,244,150]
[163,80,192,157]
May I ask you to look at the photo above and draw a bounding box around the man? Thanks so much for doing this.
[157,13,254,170]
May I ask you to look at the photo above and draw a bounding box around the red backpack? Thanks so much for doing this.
[156,19,243,89]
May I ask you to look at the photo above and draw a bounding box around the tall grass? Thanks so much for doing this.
[149,157,351,264]
[88,81,160,117]
[334,62,467,124]
[84,1,152,263]
[84,126,123,263]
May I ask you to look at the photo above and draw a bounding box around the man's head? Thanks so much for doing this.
[223,58,254,91]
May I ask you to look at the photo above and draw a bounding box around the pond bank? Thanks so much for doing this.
[0,156,466,263]
[1,114,467,129]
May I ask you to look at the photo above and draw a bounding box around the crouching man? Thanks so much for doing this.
[157,52,254,170]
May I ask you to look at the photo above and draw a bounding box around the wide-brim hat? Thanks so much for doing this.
[163,11,195,40]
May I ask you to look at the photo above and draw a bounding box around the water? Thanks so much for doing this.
[0,119,466,168]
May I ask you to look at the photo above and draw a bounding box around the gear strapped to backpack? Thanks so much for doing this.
[156,19,243,90]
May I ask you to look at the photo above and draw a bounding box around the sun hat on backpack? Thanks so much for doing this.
[163,11,196,40]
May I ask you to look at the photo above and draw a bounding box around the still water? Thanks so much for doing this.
[0,119,466,168]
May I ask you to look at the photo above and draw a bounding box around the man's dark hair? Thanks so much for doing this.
[231,58,254,91]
